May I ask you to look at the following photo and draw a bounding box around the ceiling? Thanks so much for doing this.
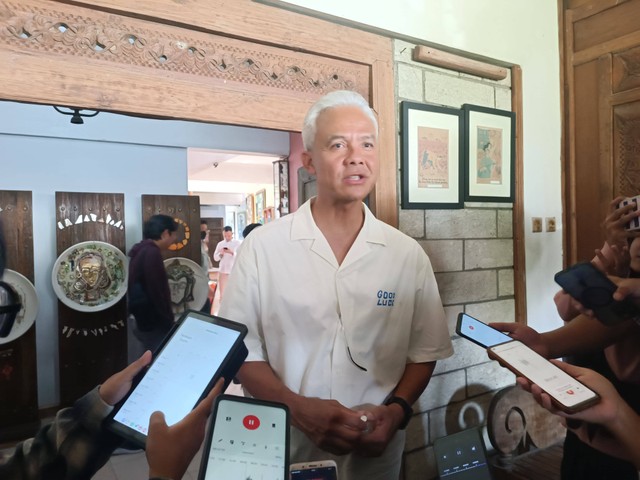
[187,148,283,195]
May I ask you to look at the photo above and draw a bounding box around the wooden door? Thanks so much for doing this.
[202,217,224,267]
[562,0,640,262]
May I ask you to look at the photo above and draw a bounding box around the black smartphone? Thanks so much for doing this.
[106,310,248,448]
[198,395,289,480]
[554,262,637,325]
[434,428,492,480]
[455,312,512,348]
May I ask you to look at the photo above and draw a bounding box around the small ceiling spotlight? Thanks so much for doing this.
[53,106,100,125]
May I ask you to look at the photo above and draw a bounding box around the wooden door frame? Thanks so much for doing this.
[0,0,397,225]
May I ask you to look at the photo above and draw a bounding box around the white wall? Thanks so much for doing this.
[280,0,563,332]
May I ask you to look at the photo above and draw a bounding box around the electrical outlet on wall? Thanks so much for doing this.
[546,217,556,232]
[532,217,543,233]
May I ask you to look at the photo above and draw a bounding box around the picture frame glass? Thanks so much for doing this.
[464,105,515,202]
[401,102,463,209]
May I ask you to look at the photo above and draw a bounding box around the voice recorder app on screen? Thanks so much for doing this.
[204,400,287,480]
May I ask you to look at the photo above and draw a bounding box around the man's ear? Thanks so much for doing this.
[301,151,316,175]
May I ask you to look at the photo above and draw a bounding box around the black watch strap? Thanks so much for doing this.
[384,395,413,430]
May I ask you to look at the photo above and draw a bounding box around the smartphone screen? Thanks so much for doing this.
[489,341,599,412]
[434,428,492,480]
[199,395,289,480]
[109,312,247,446]
[456,313,512,348]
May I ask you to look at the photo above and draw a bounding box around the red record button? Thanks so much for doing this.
[243,415,260,430]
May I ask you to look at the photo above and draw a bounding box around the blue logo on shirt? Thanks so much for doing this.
[377,290,395,307]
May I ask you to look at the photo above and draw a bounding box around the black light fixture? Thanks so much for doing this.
[53,106,100,125]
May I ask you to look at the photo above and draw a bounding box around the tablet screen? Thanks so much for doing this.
[112,313,242,437]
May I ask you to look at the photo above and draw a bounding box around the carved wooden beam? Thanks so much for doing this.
[413,45,508,80]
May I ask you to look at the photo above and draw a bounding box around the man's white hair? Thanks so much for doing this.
[301,90,378,151]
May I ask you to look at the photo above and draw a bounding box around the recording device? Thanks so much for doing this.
[456,313,600,413]
[289,460,338,480]
[554,262,637,326]
[433,428,493,480]
[198,395,289,480]
[106,310,248,447]
[617,195,640,231]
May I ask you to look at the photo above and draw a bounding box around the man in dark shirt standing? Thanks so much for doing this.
[127,214,177,353]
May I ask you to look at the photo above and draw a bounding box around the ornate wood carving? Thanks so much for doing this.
[56,192,127,405]
[0,1,368,97]
[613,45,640,93]
[0,190,38,441]
[614,101,640,196]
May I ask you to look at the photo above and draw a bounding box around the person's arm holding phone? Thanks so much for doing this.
[490,316,633,359]
[146,378,224,480]
[518,360,640,468]
[553,197,640,321]
[0,351,152,480]
[212,241,225,262]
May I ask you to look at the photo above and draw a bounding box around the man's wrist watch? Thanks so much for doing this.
[384,395,413,430]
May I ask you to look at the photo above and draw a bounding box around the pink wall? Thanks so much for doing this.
[288,132,304,213]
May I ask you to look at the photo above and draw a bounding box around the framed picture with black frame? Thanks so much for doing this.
[401,101,464,209]
[463,104,515,203]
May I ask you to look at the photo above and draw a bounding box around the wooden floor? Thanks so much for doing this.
[490,443,564,480]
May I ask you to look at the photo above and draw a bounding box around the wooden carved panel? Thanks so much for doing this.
[613,45,640,93]
[141,195,201,266]
[0,1,369,99]
[573,0,640,53]
[56,192,127,405]
[0,190,38,440]
[613,101,640,197]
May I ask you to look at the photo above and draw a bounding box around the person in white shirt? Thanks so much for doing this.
[219,90,453,479]
[213,226,241,301]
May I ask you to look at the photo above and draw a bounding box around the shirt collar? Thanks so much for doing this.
[291,198,387,247]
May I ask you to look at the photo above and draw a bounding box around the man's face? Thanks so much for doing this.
[160,229,177,250]
[302,105,379,205]
[223,230,233,242]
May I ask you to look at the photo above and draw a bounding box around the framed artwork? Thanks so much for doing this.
[264,207,275,223]
[237,211,247,237]
[463,104,515,202]
[255,188,266,224]
[246,194,255,223]
[273,158,290,218]
[401,101,464,209]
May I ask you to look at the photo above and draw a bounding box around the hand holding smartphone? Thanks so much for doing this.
[554,262,637,325]
[198,395,290,480]
[456,313,600,413]
[106,310,248,447]
[617,195,640,231]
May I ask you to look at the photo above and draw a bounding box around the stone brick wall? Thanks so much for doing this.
[393,40,517,480]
